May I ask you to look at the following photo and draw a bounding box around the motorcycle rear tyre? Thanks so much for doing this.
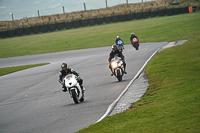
[134,42,139,50]
[71,89,79,104]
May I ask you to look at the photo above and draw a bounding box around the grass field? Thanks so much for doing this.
[0,63,49,76]
[0,10,200,133]
[76,11,200,133]
[0,11,200,58]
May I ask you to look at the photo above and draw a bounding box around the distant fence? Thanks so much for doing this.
[0,6,197,38]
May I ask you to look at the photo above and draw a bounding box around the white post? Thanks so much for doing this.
[10,13,14,21]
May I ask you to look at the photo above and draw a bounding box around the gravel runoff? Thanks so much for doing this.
[109,40,188,116]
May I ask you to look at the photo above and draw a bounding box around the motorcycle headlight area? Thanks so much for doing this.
[111,61,118,69]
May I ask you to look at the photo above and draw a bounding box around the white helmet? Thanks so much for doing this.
[117,36,119,38]
[131,33,134,35]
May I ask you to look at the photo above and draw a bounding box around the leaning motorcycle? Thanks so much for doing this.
[64,74,85,104]
[132,38,139,50]
[110,56,125,82]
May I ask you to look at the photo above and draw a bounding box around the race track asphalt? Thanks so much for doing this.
[0,42,168,133]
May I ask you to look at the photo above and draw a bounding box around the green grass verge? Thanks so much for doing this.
[76,12,200,133]
[0,63,49,76]
[0,11,200,58]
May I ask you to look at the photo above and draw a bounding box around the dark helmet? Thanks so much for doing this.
[61,63,68,70]
[112,45,118,51]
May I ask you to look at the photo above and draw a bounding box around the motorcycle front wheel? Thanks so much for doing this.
[117,69,122,82]
[71,89,79,104]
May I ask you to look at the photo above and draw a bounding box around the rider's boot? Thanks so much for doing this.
[62,86,67,92]
[81,85,85,92]
[124,68,127,74]
[123,61,127,74]
[109,64,114,76]
[110,70,114,76]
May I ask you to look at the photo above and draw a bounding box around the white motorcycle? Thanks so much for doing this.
[110,56,125,82]
[64,74,85,104]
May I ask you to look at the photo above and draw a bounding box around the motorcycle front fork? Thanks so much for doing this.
[67,88,72,98]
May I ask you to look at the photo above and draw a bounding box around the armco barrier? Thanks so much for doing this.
[119,14,128,22]
[151,10,159,18]
[40,24,49,33]
[31,25,40,34]
[159,9,166,16]
[16,28,24,36]
[73,20,81,28]
[135,12,142,19]
[81,19,88,27]
[181,7,188,14]
[174,8,181,15]
[104,16,112,23]
[0,6,194,38]
[24,27,32,35]
[112,15,119,23]
[0,31,7,38]
[142,11,150,19]
[192,6,198,12]
[56,22,65,30]
[88,18,96,26]
[7,30,16,37]
[127,13,135,21]
[65,22,72,29]
[166,8,174,16]
[96,18,104,25]
[48,24,56,32]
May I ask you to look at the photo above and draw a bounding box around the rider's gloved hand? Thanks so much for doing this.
[59,80,64,85]
[77,76,81,81]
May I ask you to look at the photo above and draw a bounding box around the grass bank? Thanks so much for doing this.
[0,63,49,76]
[0,11,200,58]
[77,12,200,133]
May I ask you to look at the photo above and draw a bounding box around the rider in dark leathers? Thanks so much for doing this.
[108,45,127,76]
[115,36,123,45]
[130,33,139,50]
[130,33,139,44]
[58,63,84,92]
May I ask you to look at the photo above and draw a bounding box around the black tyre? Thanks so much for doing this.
[134,42,139,50]
[117,69,122,82]
[71,89,79,104]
